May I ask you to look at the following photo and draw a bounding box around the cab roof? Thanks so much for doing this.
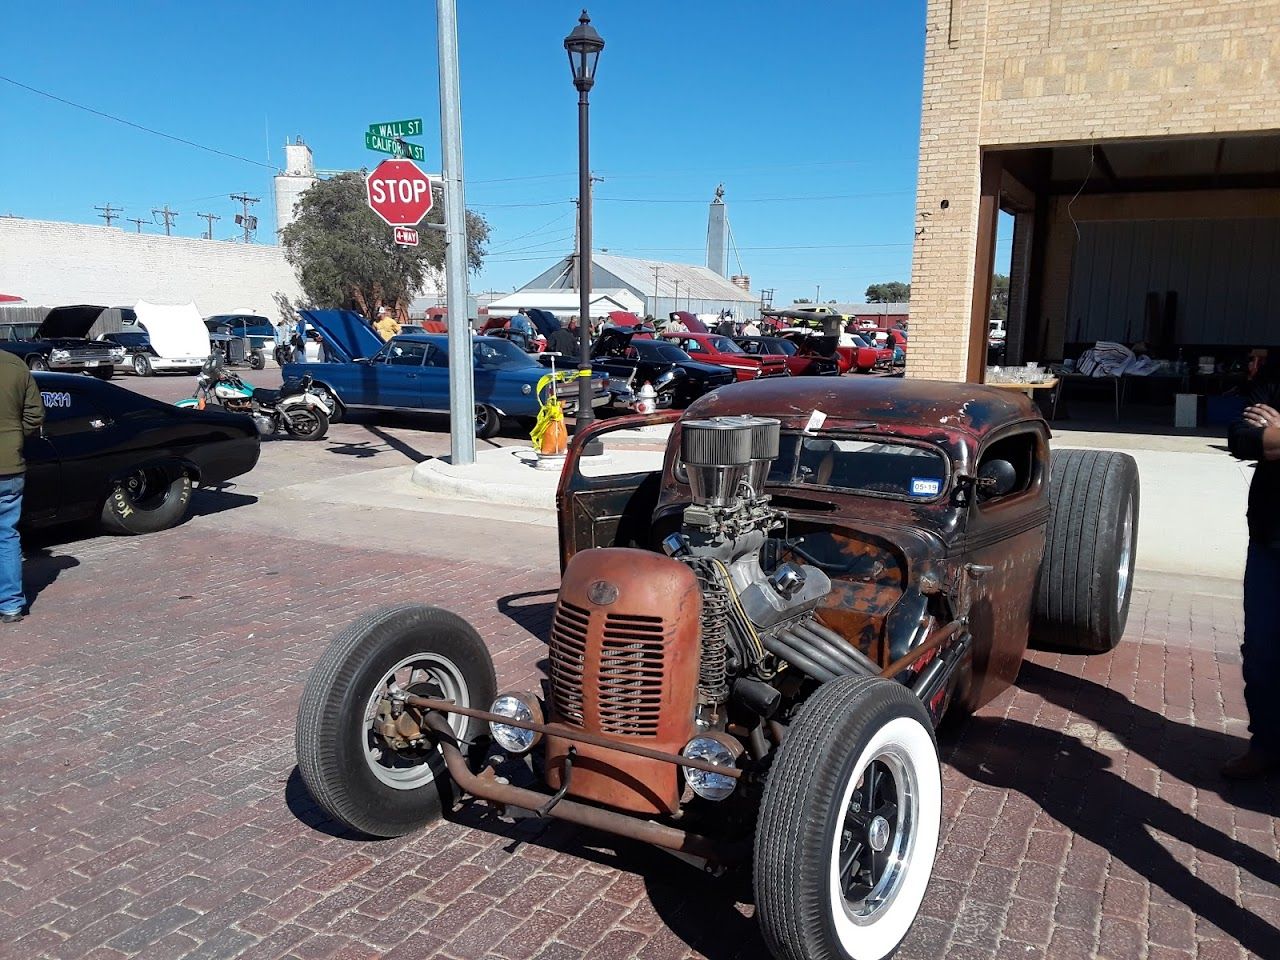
[681,375,1043,441]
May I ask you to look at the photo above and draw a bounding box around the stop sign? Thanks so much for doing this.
[366,159,434,227]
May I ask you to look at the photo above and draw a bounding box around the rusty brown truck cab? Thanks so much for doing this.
[297,377,1139,960]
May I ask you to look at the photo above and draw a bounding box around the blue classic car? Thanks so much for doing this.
[282,309,609,438]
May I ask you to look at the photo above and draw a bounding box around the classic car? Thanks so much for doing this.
[282,309,609,439]
[95,330,154,376]
[24,372,260,535]
[589,326,736,409]
[778,328,891,374]
[0,306,124,377]
[204,314,276,369]
[118,302,212,376]
[295,376,1139,960]
[734,335,841,377]
[661,332,789,381]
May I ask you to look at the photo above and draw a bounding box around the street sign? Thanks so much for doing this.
[368,118,423,139]
[366,159,434,227]
[394,226,419,246]
[364,131,425,162]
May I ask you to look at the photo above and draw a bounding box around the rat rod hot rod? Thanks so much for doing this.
[296,377,1139,960]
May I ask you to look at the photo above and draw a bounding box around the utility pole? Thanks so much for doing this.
[651,266,661,317]
[196,212,221,240]
[815,283,821,304]
[152,205,179,236]
[229,193,260,242]
[125,217,148,234]
[673,278,680,316]
[95,203,122,226]
[437,0,476,466]
[570,175,603,293]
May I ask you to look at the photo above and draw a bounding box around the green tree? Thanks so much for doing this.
[989,273,1010,321]
[280,172,490,314]
[864,281,910,303]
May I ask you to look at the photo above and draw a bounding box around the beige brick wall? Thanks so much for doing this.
[910,0,1280,381]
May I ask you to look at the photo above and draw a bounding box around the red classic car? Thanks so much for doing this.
[777,329,888,374]
[661,332,789,381]
[734,335,840,377]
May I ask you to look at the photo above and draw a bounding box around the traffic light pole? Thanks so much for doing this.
[437,0,475,466]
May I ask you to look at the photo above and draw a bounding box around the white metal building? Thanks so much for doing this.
[520,253,760,320]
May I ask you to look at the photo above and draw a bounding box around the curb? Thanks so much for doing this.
[410,446,560,510]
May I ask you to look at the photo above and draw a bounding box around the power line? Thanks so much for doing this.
[0,73,277,170]
[94,203,122,226]
[196,211,221,239]
[229,193,260,242]
[151,205,179,236]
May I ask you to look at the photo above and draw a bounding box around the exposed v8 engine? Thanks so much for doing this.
[667,416,878,715]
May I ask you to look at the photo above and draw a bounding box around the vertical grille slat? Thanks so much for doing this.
[548,600,668,738]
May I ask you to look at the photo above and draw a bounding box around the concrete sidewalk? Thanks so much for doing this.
[407,427,1251,582]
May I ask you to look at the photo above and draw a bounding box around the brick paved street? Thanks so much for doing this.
[1,426,1277,960]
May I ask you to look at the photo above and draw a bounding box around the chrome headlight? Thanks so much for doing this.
[681,733,742,801]
[50,349,69,361]
[488,691,543,754]
[110,347,126,360]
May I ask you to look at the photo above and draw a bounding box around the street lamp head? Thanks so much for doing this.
[564,9,604,93]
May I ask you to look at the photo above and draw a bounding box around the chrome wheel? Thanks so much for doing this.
[361,653,469,790]
[834,746,919,926]
[1116,499,1134,616]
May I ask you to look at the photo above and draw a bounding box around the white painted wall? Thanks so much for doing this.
[0,217,304,325]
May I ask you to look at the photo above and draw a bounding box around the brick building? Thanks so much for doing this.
[909,0,1280,382]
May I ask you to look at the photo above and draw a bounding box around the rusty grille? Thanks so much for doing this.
[549,600,589,725]
[598,613,665,736]
[548,604,667,737]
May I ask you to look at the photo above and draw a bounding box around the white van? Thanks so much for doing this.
[119,301,212,376]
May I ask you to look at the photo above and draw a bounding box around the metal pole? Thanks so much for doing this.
[575,86,598,448]
[437,0,475,465]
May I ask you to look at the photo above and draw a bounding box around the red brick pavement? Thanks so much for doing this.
[1,527,1277,960]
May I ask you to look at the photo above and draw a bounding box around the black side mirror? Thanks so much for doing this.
[977,459,1018,499]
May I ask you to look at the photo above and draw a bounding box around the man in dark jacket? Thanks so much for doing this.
[546,318,578,357]
[1224,349,1280,778]
[0,351,45,623]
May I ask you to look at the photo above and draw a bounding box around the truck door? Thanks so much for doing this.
[957,427,1051,711]
[557,413,680,571]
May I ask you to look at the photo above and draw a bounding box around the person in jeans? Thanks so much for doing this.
[1225,349,1280,778]
[0,351,45,623]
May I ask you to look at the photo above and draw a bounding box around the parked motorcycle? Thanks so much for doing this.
[176,356,330,440]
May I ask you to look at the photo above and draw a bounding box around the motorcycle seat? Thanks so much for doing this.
[252,387,281,405]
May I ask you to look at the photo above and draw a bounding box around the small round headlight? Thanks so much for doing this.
[681,733,741,801]
[488,692,542,754]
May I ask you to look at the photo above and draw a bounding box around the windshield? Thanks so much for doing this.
[707,336,744,354]
[2,323,41,341]
[635,340,691,362]
[474,338,537,370]
[767,433,948,501]
[761,338,796,356]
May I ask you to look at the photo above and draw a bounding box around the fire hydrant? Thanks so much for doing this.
[635,381,657,415]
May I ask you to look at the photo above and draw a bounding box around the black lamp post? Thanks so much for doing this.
[565,10,604,450]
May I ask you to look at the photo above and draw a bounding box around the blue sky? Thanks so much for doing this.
[0,0,963,304]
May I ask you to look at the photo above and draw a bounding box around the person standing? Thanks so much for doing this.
[0,351,44,623]
[1224,349,1280,779]
[374,306,399,342]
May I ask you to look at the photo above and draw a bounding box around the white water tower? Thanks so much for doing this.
[273,137,317,237]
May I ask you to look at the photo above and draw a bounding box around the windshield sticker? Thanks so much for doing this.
[910,477,942,498]
[41,391,72,409]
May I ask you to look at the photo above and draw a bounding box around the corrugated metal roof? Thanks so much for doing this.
[781,301,908,314]
[592,253,758,302]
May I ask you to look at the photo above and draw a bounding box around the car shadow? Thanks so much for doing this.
[282,766,376,841]
[1016,661,1278,815]
[944,711,1280,957]
[496,588,557,638]
[188,485,258,520]
[20,547,79,613]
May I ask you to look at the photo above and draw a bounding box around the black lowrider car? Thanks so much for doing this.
[590,326,736,409]
[0,305,124,377]
[24,373,261,535]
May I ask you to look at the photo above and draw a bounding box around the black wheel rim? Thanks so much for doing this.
[837,748,916,922]
[120,468,170,511]
[291,410,319,435]
[474,405,487,432]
